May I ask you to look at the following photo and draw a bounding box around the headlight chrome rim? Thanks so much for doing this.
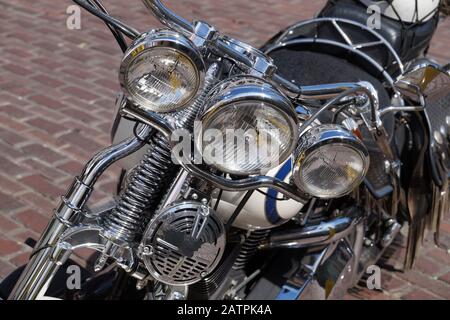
[196,76,299,175]
[293,124,370,199]
[119,29,205,113]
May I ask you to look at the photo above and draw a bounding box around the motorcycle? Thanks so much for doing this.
[1,0,449,300]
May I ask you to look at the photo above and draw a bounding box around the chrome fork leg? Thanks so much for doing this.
[8,126,152,300]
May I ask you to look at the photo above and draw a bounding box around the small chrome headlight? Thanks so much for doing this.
[196,76,299,175]
[119,30,205,113]
[293,125,369,199]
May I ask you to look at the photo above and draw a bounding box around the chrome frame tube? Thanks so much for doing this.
[379,105,425,116]
[9,126,152,300]
[183,163,309,203]
[275,239,355,300]
[259,216,356,250]
[298,81,381,136]
[120,105,175,139]
[350,221,365,287]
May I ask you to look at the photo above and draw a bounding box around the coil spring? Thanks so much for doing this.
[103,64,219,244]
[232,229,270,270]
[103,133,174,243]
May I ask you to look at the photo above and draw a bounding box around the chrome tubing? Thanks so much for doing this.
[214,39,254,68]
[299,82,372,101]
[273,79,381,129]
[182,163,309,203]
[142,0,259,71]
[379,105,425,116]
[9,126,152,300]
[120,106,174,140]
[272,77,372,100]
[298,81,380,136]
[259,216,356,250]
[142,0,194,34]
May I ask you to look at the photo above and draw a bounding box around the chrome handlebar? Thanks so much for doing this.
[142,0,195,34]
[141,2,294,86]
[143,1,273,74]
[141,1,381,123]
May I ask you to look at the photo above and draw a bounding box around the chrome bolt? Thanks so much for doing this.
[364,238,374,247]
[434,130,443,144]
[143,246,152,256]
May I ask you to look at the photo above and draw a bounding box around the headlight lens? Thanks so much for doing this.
[293,125,369,198]
[119,30,204,113]
[196,77,298,175]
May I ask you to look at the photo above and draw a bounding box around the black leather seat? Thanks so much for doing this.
[319,0,440,62]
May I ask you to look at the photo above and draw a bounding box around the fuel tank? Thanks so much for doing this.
[211,159,304,230]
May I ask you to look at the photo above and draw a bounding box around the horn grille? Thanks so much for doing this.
[141,201,226,285]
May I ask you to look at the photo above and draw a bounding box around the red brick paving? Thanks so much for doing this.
[0,0,449,299]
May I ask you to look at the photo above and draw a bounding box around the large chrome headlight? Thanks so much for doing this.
[119,30,205,113]
[293,125,369,199]
[196,76,299,175]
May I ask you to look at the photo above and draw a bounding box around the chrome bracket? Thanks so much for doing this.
[361,111,396,163]
[50,212,137,273]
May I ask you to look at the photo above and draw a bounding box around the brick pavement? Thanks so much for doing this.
[0,0,449,299]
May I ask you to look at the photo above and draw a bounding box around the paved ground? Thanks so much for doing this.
[0,0,449,299]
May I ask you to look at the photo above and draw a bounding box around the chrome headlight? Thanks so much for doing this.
[119,30,205,113]
[293,125,369,199]
[196,76,299,175]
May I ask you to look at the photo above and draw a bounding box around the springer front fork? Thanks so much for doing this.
[8,126,153,300]
[9,64,221,300]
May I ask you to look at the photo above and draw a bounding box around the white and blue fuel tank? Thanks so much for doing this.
[210,159,304,230]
